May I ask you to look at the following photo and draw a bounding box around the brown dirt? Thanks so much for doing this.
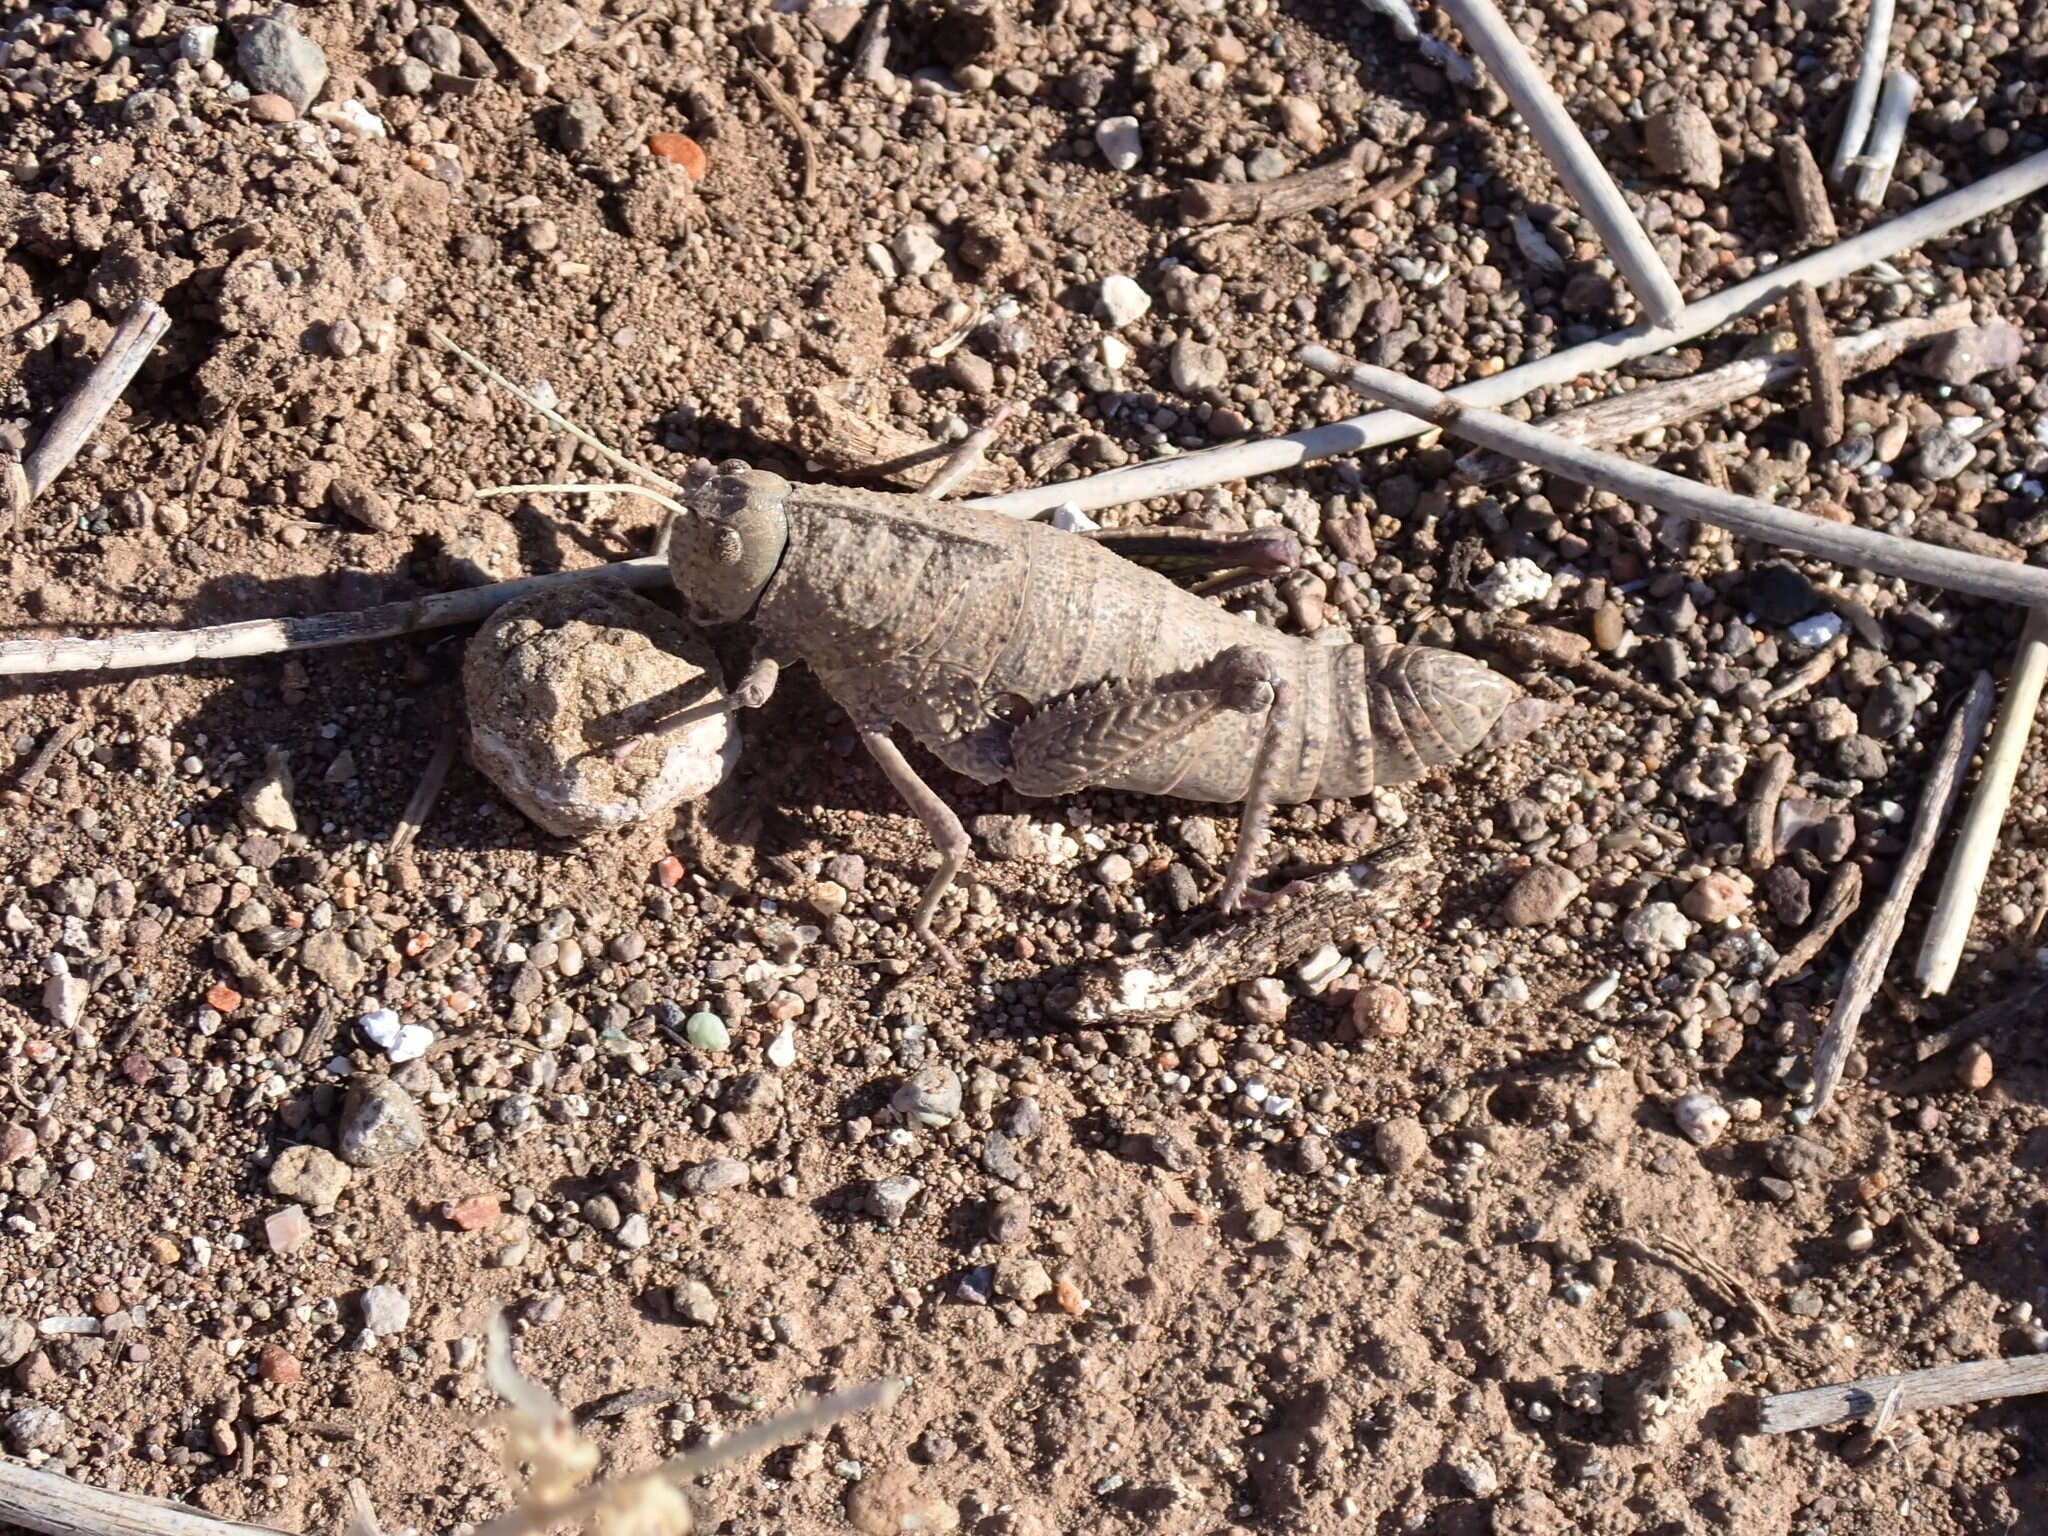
[4,2,2048,1534]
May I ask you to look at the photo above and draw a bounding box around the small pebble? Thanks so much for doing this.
[1956,1042,1994,1091]
[683,1011,731,1052]
[1374,1115,1429,1174]
[1095,275,1151,329]
[1499,864,1582,927]
[1094,115,1142,170]
[1671,1090,1730,1148]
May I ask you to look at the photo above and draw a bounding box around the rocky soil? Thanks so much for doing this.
[3,0,2048,1533]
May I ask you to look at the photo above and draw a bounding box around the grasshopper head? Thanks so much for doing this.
[670,462,790,623]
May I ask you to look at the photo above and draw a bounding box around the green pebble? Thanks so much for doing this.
[684,1012,731,1052]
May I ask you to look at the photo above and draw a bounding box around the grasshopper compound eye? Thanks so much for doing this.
[670,469,791,623]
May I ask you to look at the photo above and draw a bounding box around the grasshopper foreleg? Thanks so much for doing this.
[611,656,781,761]
[1216,671,1299,914]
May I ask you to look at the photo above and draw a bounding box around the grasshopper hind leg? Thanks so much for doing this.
[857,725,970,971]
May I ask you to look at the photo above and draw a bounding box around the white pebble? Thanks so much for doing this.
[1095,274,1151,329]
[766,1024,797,1069]
[891,223,944,277]
[1621,901,1695,956]
[1098,333,1131,370]
[1094,115,1143,171]
[1671,1089,1729,1147]
[1577,971,1620,1011]
[1471,557,1554,612]
[1788,612,1845,647]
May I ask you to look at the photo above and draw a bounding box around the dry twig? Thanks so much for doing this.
[1787,283,1845,445]
[1435,0,1683,325]
[0,1459,290,1536]
[747,64,818,198]
[21,299,170,502]
[1853,68,1919,208]
[1300,350,2048,612]
[6,719,85,800]
[982,146,2048,519]
[1832,0,1898,182]
[1455,304,1965,483]
[1760,1353,2048,1433]
[1808,674,1995,1108]
[1774,132,1838,245]
[1768,861,1866,984]
[1915,605,2048,995]
[1744,745,1796,873]
[388,727,460,854]
[1178,141,1421,226]
[920,405,1014,500]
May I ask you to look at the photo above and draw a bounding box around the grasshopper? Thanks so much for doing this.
[437,335,1520,967]
[659,462,1520,964]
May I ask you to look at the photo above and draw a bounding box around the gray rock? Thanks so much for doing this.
[992,1256,1052,1303]
[1166,338,1227,395]
[676,1156,750,1196]
[267,1144,351,1206]
[1914,426,1976,482]
[1499,864,1582,927]
[237,17,328,112]
[1374,1115,1429,1173]
[299,928,365,992]
[982,1128,1027,1184]
[1644,102,1722,187]
[1095,274,1151,329]
[336,1076,426,1168]
[986,1194,1030,1244]
[1767,1134,1833,1181]
[866,1174,923,1224]
[464,588,734,837]
[3,1403,66,1453]
[359,1283,411,1335]
[0,1314,34,1368]
[1911,322,2023,385]
[891,1064,962,1127]
[673,1279,719,1325]
[407,25,462,74]
[557,97,606,152]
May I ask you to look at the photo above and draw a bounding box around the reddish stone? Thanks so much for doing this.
[257,1343,302,1385]
[444,1194,501,1231]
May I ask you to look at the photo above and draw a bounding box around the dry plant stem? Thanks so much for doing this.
[979,147,2048,520]
[1760,1354,2048,1434]
[1808,672,1995,1109]
[1854,68,1919,207]
[0,1457,290,1536]
[1455,305,1965,483]
[920,404,1014,499]
[22,299,171,500]
[1914,605,2048,995]
[1775,133,1839,244]
[1179,139,1408,226]
[1434,0,1683,325]
[475,1380,903,1536]
[747,64,818,198]
[10,719,85,795]
[1745,745,1796,872]
[1301,350,2048,612]
[1832,0,1897,181]
[0,558,670,677]
[13,155,2047,680]
[772,388,1006,494]
[1788,283,1846,444]
[2,457,29,533]
[388,728,459,853]
[1768,860,1865,984]
[1913,976,2048,1061]
[1763,633,1847,709]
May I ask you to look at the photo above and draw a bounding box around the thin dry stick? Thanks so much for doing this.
[1300,350,2048,612]
[1915,605,2048,995]
[22,299,171,500]
[388,728,460,853]
[0,1459,290,1536]
[1831,0,1897,181]
[1435,0,1682,326]
[1760,1354,2048,1434]
[8,719,85,797]
[979,146,2048,519]
[919,404,1014,499]
[1762,633,1848,709]
[9,156,2046,681]
[1809,673,1994,1108]
[0,558,670,677]
[1775,132,1839,245]
[747,63,818,198]
[1768,860,1865,984]
[1456,304,1965,483]
[1744,745,1796,872]
[1788,282,1846,445]
[1179,140,1420,226]
[1853,68,1919,208]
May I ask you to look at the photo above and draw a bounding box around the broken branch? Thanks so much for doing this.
[1178,139,1414,226]
[1914,605,2048,995]
[982,147,2048,520]
[0,1458,288,1536]
[1809,673,1995,1108]
[22,299,171,501]
[1831,0,1898,182]
[1299,350,2048,612]
[1455,305,1965,484]
[1760,1353,2048,1434]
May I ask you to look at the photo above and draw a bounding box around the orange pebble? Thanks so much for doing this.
[1053,1275,1088,1316]
[205,983,242,1013]
[444,1194,501,1231]
[257,1343,302,1384]
[647,132,707,180]
[654,855,686,888]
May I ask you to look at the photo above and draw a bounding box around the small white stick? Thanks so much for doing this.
[1831,0,1897,181]
[22,299,171,501]
[1915,605,2048,995]
[1852,68,1919,208]
[1298,350,2048,611]
[975,146,2048,520]
[1434,0,1684,327]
